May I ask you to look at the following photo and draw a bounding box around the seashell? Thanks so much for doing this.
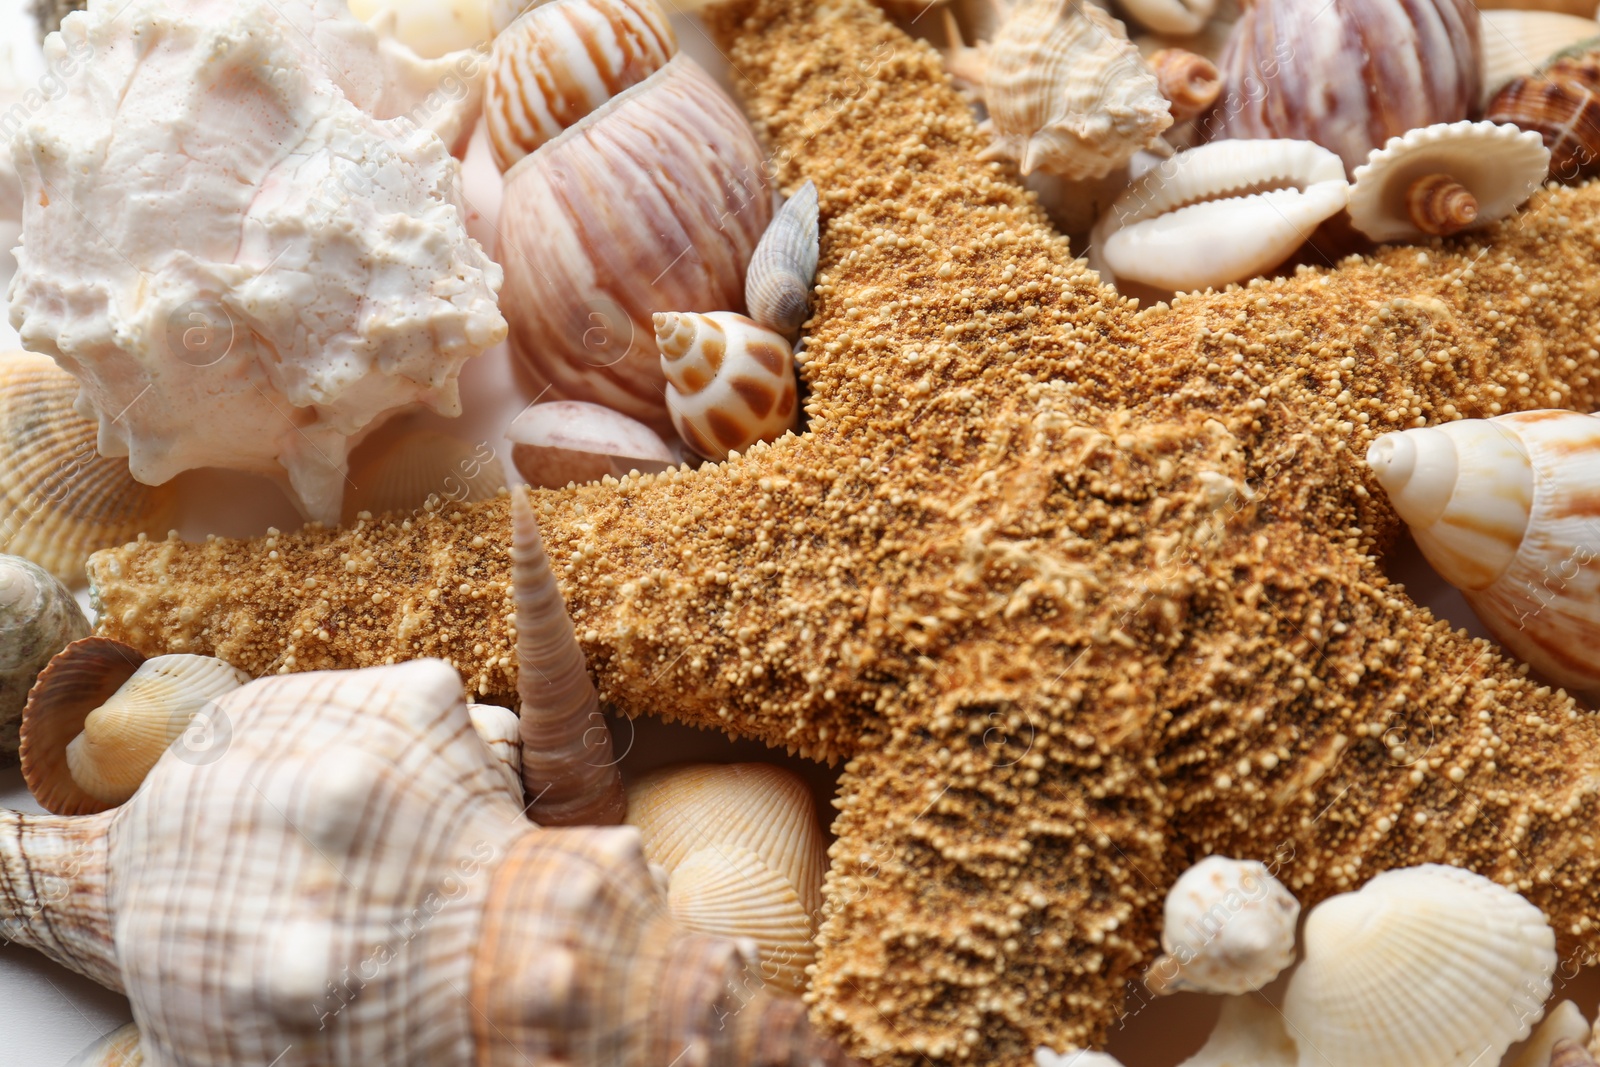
[23,643,249,813]
[1556,1041,1600,1067]
[1366,410,1600,695]
[1176,995,1297,1067]
[1507,1001,1591,1067]
[940,8,990,98]
[667,843,816,994]
[468,702,525,802]
[342,430,507,523]
[1480,10,1600,106]
[1479,0,1600,14]
[1034,1048,1127,1067]
[1119,0,1215,36]
[1134,19,1235,67]
[1207,0,1482,173]
[1282,864,1556,1067]
[1486,50,1600,182]
[492,0,771,434]
[0,353,178,588]
[511,486,627,825]
[655,312,802,461]
[505,400,676,488]
[745,181,821,338]
[348,0,491,57]
[9,0,507,525]
[978,0,1173,179]
[1142,856,1299,996]
[1147,48,1221,124]
[64,1023,143,1067]
[1088,139,1349,293]
[0,555,89,765]
[1346,121,1550,242]
[0,659,856,1066]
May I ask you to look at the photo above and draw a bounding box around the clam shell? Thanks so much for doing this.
[505,400,675,489]
[1480,9,1600,105]
[1282,864,1556,1067]
[0,353,179,587]
[655,311,801,461]
[0,555,90,764]
[1486,49,1600,182]
[745,181,820,337]
[20,636,146,815]
[667,843,816,995]
[1348,121,1549,242]
[341,429,507,523]
[1089,139,1349,293]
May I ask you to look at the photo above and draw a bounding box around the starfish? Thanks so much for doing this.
[86,0,1600,1062]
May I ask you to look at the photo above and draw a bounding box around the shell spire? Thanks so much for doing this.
[0,807,120,991]
[511,487,627,826]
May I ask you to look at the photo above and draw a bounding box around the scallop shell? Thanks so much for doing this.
[342,429,507,523]
[1143,856,1299,996]
[980,0,1173,179]
[1486,49,1600,181]
[65,1023,144,1067]
[1282,864,1556,1067]
[19,637,146,815]
[0,555,89,765]
[667,843,816,994]
[505,400,676,488]
[1480,9,1600,105]
[655,312,801,462]
[1119,0,1215,35]
[1147,48,1221,124]
[745,181,820,337]
[1507,1001,1591,1067]
[0,353,178,587]
[1347,121,1549,242]
[1089,139,1349,293]
[468,702,524,802]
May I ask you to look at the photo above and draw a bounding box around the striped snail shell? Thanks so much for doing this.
[654,312,802,462]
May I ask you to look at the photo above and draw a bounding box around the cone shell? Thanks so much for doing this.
[1208,0,1482,173]
[655,311,801,461]
[504,400,675,489]
[65,1023,143,1067]
[1282,864,1556,1067]
[1486,50,1600,181]
[1147,48,1222,124]
[20,637,146,815]
[342,430,507,523]
[1347,121,1549,242]
[745,180,820,337]
[668,843,816,994]
[0,554,90,764]
[1480,9,1600,106]
[980,0,1173,179]
[1144,856,1299,996]
[0,353,178,587]
[497,53,771,434]
[484,0,677,171]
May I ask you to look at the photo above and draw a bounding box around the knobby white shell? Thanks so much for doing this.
[0,554,88,763]
[1090,140,1349,292]
[1367,410,1600,695]
[342,430,507,523]
[655,311,801,461]
[504,400,675,489]
[1506,1001,1592,1067]
[1144,856,1299,995]
[1348,121,1550,242]
[1120,0,1215,35]
[468,702,524,802]
[746,181,820,337]
[1480,9,1600,107]
[1282,864,1556,1067]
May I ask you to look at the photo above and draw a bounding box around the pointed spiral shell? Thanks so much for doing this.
[1407,173,1479,235]
[1147,48,1221,124]
[655,312,801,461]
[745,180,820,337]
[0,554,89,764]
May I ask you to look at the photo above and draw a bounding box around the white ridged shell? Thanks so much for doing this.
[1282,864,1556,1067]
[745,181,820,337]
[342,430,507,523]
[1480,9,1600,106]
[1348,121,1550,242]
[1145,856,1299,995]
[1089,140,1349,292]
[667,843,816,994]
[504,400,675,489]
[655,312,801,462]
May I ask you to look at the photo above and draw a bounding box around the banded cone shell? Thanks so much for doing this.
[0,554,90,765]
[497,50,771,434]
[468,702,524,801]
[1486,50,1600,182]
[65,1023,143,1066]
[20,637,146,816]
[1282,865,1556,1067]
[1147,48,1222,124]
[1143,856,1299,996]
[745,180,820,337]
[1479,9,1600,106]
[504,400,675,489]
[1366,410,1600,695]
[667,844,816,995]
[342,429,507,523]
[0,353,178,587]
[511,487,626,825]
[655,311,801,462]
[1405,173,1479,235]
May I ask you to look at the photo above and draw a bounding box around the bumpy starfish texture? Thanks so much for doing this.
[88,0,1600,1062]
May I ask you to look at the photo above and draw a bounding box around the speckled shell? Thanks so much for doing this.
[497,50,771,434]
[1144,856,1299,996]
[0,353,178,588]
[745,181,820,337]
[505,400,676,488]
[1486,50,1600,182]
[1480,9,1600,106]
[1366,410,1600,695]
[1208,0,1482,173]
[980,0,1173,179]
[342,430,507,523]
[1282,865,1556,1067]
[20,637,147,816]
[0,555,89,766]
[656,311,801,461]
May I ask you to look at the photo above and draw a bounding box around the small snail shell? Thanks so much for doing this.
[654,312,802,462]
[745,180,820,338]
[0,554,89,765]
[1143,856,1299,996]
[1406,173,1479,235]
[1147,48,1221,124]
[1367,411,1600,696]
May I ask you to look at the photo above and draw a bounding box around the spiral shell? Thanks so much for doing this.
[1480,9,1600,106]
[655,312,801,461]
[0,555,90,765]
[745,181,820,338]
[1486,50,1600,182]
[342,430,507,523]
[0,353,178,587]
[505,400,676,488]
[1208,0,1482,173]
[1148,48,1221,124]
[1143,856,1299,996]
[979,0,1173,179]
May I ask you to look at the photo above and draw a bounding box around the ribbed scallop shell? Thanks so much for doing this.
[20,637,146,816]
[655,311,801,461]
[505,400,675,489]
[0,353,178,587]
[1209,0,1481,173]
[342,429,507,523]
[980,0,1173,179]
[1486,49,1600,181]
[1145,856,1299,995]
[668,843,816,994]
[745,181,820,337]
[1480,9,1600,105]
[1347,121,1549,241]
[1282,864,1556,1067]
[1089,139,1349,292]
[0,555,89,765]
[485,0,677,172]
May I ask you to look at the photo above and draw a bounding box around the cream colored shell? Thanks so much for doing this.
[1145,856,1299,995]
[1506,1001,1592,1067]
[342,430,507,523]
[467,702,524,801]
[0,554,89,764]
[349,0,492,57]
[668,843,816,993]
[1119,0,1215,35]
[656,311,802,462]
[1481,9,1600,105]
[505,400,676,488]
[1348,121,1550,242]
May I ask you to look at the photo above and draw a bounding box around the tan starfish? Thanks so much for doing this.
[87,0,1600,1062]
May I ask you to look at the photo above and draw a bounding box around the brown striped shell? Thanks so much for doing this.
[1486,50,1600,181]
[0,353,178,587]
[654,311,801,461]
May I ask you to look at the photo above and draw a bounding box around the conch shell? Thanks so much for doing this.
[655,312,802,461]
[0,554,90,765]
[9,0,507,525]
